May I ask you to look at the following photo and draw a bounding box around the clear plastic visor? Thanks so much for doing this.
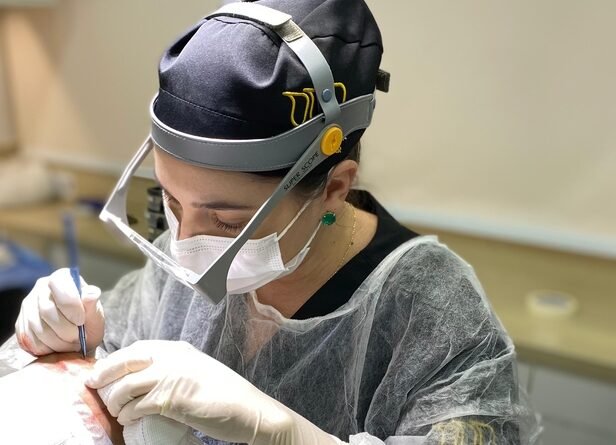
[100,128,334,304]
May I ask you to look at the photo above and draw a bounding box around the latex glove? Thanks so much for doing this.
[86,340,346,445]
[15,268,105,356]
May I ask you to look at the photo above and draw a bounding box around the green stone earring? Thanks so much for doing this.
[321,210,336,226]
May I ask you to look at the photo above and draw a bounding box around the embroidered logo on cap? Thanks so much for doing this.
[283,82,347,127]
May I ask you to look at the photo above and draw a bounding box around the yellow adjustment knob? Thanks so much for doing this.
[320,126,343,156]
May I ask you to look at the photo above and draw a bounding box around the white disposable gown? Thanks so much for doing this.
[100,234,541,444]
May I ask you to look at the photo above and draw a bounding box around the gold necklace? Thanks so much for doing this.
[330,203,357,280]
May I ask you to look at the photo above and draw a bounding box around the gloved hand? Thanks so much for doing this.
[85,340,347,445]
[14,268,105,356]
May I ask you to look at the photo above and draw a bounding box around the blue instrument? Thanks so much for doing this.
[63,213,87,358]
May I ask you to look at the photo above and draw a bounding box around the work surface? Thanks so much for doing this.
[1,202,615,383]
[0,203,143,262]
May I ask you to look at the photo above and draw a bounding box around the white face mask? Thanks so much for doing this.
[164,199,320,295]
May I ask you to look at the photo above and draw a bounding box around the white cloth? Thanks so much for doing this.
[0,338,198,445]
[98,233,541,444]
[0,334,37,377]
[0,355,112,445]
[123,415,203,445]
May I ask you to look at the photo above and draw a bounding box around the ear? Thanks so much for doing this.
[322,160,359,212]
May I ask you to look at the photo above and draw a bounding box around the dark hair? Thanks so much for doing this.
[250,131,364,206]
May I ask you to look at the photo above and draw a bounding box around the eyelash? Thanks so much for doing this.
[213,218,243,233]
[163,191,243,233]
[162,190,174,204]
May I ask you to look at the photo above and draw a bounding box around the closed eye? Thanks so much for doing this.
[213,216,244,233]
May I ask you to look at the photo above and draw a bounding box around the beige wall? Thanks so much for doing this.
[361,0,616,258]
[0,0,220,169]
[0,16,14,149]
[1,0,615,257]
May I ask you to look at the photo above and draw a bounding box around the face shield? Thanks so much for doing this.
[100,2,376,304]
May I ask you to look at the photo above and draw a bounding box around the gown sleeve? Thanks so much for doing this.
[349,242,540,445]
[99,234,170,353]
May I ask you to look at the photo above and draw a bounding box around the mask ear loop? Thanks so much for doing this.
[276,200,322,262]
[277,162,338,241]
[277,200,314,240]
[277,163,340,244]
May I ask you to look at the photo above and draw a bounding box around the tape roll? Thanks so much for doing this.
[526,289,579,318]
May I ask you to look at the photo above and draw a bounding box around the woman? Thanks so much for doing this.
[13,0,539,443]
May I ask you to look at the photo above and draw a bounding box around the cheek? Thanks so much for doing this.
[277,235,297,262]
[278,219,321,262]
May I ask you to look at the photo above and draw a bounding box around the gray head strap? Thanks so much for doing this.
[151,94,375,172]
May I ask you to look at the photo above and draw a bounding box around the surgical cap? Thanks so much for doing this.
[154,0,385,163]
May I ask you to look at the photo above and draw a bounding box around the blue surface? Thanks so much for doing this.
[0,240,53,292]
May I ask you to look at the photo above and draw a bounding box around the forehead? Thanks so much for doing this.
[153,145,278,194]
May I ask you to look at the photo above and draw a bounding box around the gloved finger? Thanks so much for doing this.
[48,268,87,325]
[15,288,54,356]
[14,278,48,354]
[81,285,105,351]
[31,317,80,353]
[86,345,153,389]
[116,395,160,426]
[15,326,54,356]
[103,366,159,417]
[24,331,55,356]
[82,285,102,314]
[38,288,80,344]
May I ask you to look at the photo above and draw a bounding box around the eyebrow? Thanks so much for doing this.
[193,201,255,211]
[154,172,256,211]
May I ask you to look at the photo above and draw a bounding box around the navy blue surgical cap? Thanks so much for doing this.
[154,0,384,168]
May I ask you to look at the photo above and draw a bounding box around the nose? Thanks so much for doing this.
[177,224,189,241]
[178,220,198,241]
[176,210,204,240]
